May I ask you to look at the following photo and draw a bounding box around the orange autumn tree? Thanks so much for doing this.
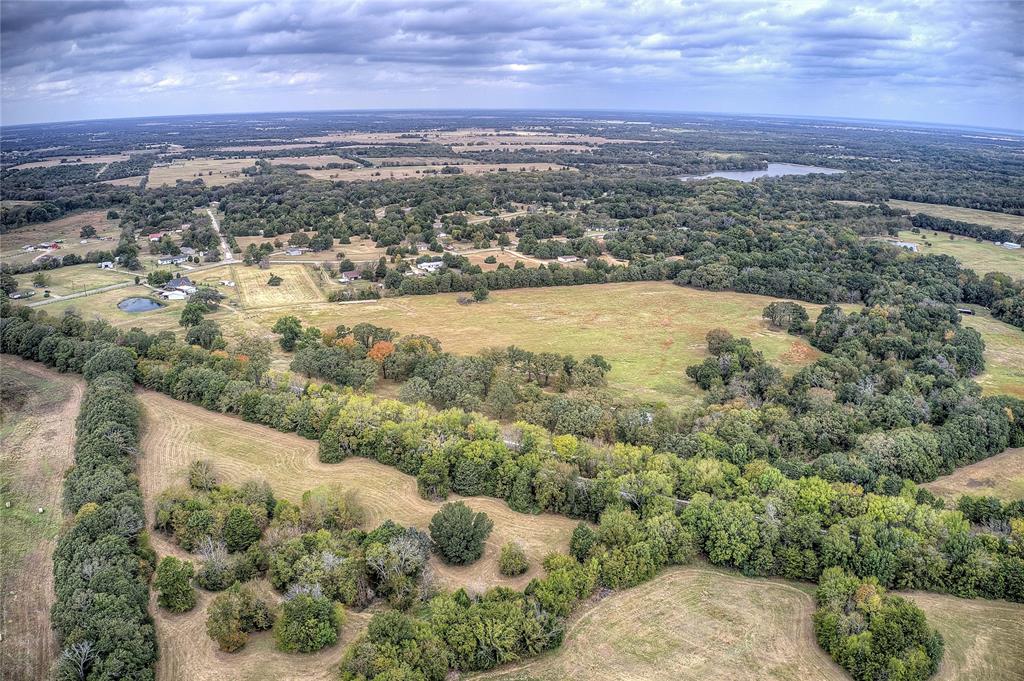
[367,340,396,377]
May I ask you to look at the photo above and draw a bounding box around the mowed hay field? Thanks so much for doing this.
[478,566,844,681]
[896,230,1024,279]
[0,360,84,681]
[961,310,1024,399]
[889,200,1024,233]
[14,263,135,296]
[136,391,578,593]
[243,283,828,405]
[231,263,324,308]
[923,447,1024,503]
[907,591,1024,681]
[148,158,256,187]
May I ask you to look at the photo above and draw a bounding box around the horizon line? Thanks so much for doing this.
[2,106,1021,137]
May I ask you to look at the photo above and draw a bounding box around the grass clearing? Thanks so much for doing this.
[148,158,256,187]
[923,447,1024,503]
[478,565,844,681]
[242,283,827,405]
[231,263,325,307]
[960,309,1024,399]
[9,153,130,170]
[266,155,355,168]
[888,200,1024,233]
[0,359,84,680]
[14,263,135,296]
[38,283,187,332]
[136,390,578,593]
[894,230,1024,279]
[906,591,1024,681]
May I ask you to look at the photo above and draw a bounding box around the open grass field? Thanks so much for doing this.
[0,359,84,681]
[474,562,1024,681]
[14,263,135,296]
[231,263,325,307]
[906,591,1024,681]
[478,565,844,681]
[148,158,256,187]
[895,230,1024,279]
[369,156,480,166]
[960,309,1024,399]
[242,283,827,405]
[9,153,130,170]
[137,390,579,594]
[266,154,355,168]
[888,200,1024,233]
[923,447,1024,504]
[104,174,146,187]
[0,209,120,266]
[299,163,573,182]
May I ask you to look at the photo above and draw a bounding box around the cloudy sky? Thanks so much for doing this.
[1,0,1021,129]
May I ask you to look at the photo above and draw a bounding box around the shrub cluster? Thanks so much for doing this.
[814,567,943,680]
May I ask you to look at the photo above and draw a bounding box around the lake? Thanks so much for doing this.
[118,297,163,312]
[678,163,844,183]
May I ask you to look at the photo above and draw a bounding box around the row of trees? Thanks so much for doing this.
[51,355,156,680]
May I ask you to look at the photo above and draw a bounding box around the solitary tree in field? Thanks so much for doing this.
[429,502,493,565]
[80,224,97,238]
[32,271,49,288]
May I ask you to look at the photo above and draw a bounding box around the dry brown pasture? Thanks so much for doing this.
[299,163,572,182]
[214,143,325,152]
[148,158,256,187]
[230,263,325,308]
[0,359,84,681]
[266,155,355,168]
[923,447,1024,503]
[0,209,121,266]
[9,153,130,170]
[369,156,479,166]
[479,566,844,681]
[906,591,1024,681]
[136,390,579,594]
[104,175,146,187]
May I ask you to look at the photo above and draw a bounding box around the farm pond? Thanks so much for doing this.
[117,297,162,312]
[678,162,843,182]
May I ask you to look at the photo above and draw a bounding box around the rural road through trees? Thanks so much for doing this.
[207,208,235,263]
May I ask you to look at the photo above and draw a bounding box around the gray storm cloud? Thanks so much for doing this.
[1,0,1021,128]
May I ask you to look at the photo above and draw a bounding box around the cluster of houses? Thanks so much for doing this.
[158,276,197,301]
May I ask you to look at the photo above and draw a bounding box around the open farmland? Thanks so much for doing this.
[14,262,134,296]
[906,591,1024,681]
[148,158,256,187]
[889,200,1024,233]
[0,209,120,266]
[479,566,844,681]
[0,360,84,681]
[894,230,1024,279]
[231,263,324,307]
[266,154,355,168]
[9,153,130,170]
[961,310,1024,398]
[136,390,579,592]
[923,447,1024,503]
[299,163,573,182]
[476,564,1024,681]
[242,283,828,405]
